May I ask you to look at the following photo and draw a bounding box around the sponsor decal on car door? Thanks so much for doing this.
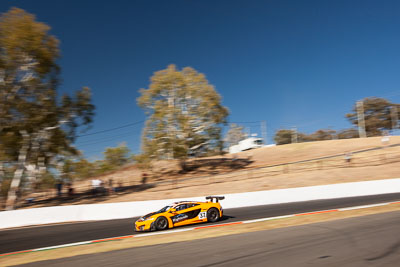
[172,204,202,226]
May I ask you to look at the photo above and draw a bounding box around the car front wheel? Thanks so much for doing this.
[155,216,169,231]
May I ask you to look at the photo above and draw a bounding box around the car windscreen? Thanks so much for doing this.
[157,205,172,213]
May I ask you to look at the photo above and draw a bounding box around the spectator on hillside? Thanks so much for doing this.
[108,178,114,194]
[99,179,107,195]
[67,183,74,198]
[116,180,123,192]
[55,180,63,197]
[91,178,101,196]
[142,172,148,185]
[345,152,352,164]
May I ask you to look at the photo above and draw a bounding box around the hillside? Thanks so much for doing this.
[17,136,400,208]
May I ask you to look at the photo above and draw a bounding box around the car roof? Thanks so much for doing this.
[171,201,202,206]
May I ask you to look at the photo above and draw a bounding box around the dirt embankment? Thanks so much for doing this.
[17,136,400,208]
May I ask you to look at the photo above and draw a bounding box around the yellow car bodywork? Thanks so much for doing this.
[135,196,224,231]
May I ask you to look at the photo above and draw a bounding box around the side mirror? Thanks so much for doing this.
[169,208,176,213]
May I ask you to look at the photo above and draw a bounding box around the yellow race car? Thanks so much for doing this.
[135,196,224,231]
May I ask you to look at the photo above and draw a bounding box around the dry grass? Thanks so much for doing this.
[13,136,400,208]
[2,202,399,266]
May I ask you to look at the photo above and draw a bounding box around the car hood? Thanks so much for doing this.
[142,211,160,219]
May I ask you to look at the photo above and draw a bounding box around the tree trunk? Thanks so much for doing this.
[0,161,4,184]
[5,131,30,210]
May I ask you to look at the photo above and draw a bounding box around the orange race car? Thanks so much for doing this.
[134,196,225,232]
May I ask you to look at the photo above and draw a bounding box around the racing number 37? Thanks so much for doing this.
[198,211,207,219]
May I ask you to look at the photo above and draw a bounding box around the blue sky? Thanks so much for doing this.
[2,0,400,160]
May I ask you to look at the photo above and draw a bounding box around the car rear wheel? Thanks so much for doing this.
[155,216,168,231]
[207,208,220,223]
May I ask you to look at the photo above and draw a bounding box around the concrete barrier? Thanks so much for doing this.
[1,178,399,229]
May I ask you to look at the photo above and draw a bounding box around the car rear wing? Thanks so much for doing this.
[206,196,225,203]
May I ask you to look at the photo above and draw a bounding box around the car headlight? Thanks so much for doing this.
[137,217,155,222]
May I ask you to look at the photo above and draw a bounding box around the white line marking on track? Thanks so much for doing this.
[242,215,294,224]
[338,202,389,211]
[34,241,92,251]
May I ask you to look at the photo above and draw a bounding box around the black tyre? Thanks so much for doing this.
[207,208,220,223]
[155,216,169,231]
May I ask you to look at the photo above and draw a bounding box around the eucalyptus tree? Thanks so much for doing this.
[225,123,246,148]
[137,65,228,167]
[346,97,400,137]
[0,8,94,209]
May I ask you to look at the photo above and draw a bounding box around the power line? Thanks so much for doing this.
[77,120,144,138]
[81,149,106,155]
[76,129,141,145]
[78,132,141,147]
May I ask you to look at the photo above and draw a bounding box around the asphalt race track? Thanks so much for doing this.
[1,193,400,254]
[21,210,400,267]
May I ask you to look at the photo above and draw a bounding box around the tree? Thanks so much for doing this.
[72,158,95,180]
[60,158,74,182]
[0,8,94,209]
[133,153,152,171]
[346,97,400,137]
[103,143,131,169]
[92,160,111,176]
[137,65,228,165]
[337,128,359,139]
[274,129,295,145]
[306,129,336,141]
[225,123,246,148]
[274,128,335,144]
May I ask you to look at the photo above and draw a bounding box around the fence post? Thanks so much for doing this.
[344,153,352,167]
[380,154,387,164]
[248,169,253,179]
[318,160,323,170]
[283,164,289,173]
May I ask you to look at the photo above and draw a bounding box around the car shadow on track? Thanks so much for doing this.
[220,215,235,222]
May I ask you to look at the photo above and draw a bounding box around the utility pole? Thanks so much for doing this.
[357,100,367,138]
[291,126,298,143]
[391,105,398,130]
[261,121,267,145]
